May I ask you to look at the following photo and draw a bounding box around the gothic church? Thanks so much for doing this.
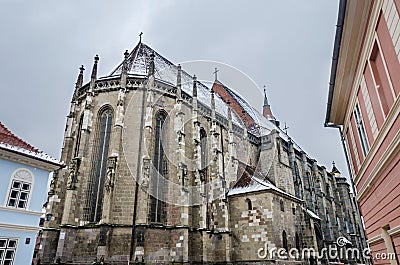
[39,40,366,264]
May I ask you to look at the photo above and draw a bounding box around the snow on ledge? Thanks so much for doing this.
[0,142,61,165]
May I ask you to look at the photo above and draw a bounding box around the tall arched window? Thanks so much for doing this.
[245,198,252,211]
[199,128,207,182]
[88,107,113,222]
[74,114,84,158]
[280,199,285,212]
[282,230,288,251]
[150,111,167,223]
[295,232,300,250]
[7,169,34,209]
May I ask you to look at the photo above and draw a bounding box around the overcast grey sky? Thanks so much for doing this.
[0,1,345,175]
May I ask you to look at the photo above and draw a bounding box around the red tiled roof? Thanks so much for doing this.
[0,122,61,165]
[232,164,255,189]
[0,122,39,153]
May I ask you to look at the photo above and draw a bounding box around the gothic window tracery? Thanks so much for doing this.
[74,114,84,158]
[87,107,113,222]
[150,111,167,224]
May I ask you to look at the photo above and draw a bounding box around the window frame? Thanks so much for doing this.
[85,106,114,223]
[354,103,370,157]
[5,169,34,210]
[0,238,18,265]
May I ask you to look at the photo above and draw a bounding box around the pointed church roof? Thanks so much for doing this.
[107,42,244,127]
[0,122,62,166]
[263,89,270,107]
[331,161,341,174]
[105,42,304,155]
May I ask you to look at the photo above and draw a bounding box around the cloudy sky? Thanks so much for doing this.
[0,1,346,176]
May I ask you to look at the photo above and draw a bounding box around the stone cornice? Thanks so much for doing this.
[0,223,40,233]
[367,234,383,244]
[388,224,400,236]
[329,0,376,125]
[0,206,43,216]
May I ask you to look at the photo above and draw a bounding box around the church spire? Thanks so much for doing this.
[75,65,85,89]
[263,87,270,107]
[211,89,216,121]
[192,74,197,98]
[91,55,99,80]
[122,50,129,75]
[262,85,275,121]
[331,161,341,175]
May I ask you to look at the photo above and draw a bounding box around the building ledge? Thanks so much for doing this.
[0,206,42,216]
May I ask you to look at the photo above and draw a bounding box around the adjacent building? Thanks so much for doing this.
[0,122,62,265]
[39,40,366,264]
[325,0,400,264]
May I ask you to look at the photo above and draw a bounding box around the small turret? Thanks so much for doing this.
[262,86,279,127]
[262,87,273,119]
[177,64,182,101]
[192,74,197,98]
[331,161,341,177]
[227,100,232,132]
[75,65,85,89]
[148,52,155,76]
[211,89,216,126]
[91,55,99,81]
[122,50,129,75]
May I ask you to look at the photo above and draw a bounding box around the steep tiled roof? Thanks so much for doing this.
[106,42,311,159]
[106,42,244,127]
[0,122,61,165]
[0,122,38,153]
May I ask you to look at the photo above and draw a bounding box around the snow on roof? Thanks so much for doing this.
[221,84,304,151]
[305,208,321,220]
[106,42,312,154]
[0,122,62,166]
[108,42,244,128]
[228,165,301,202]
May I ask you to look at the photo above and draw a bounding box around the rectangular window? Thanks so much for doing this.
[354,104,370,157]
[370,44,395,116]
[7,180,30,209]
[0,238,18,265]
